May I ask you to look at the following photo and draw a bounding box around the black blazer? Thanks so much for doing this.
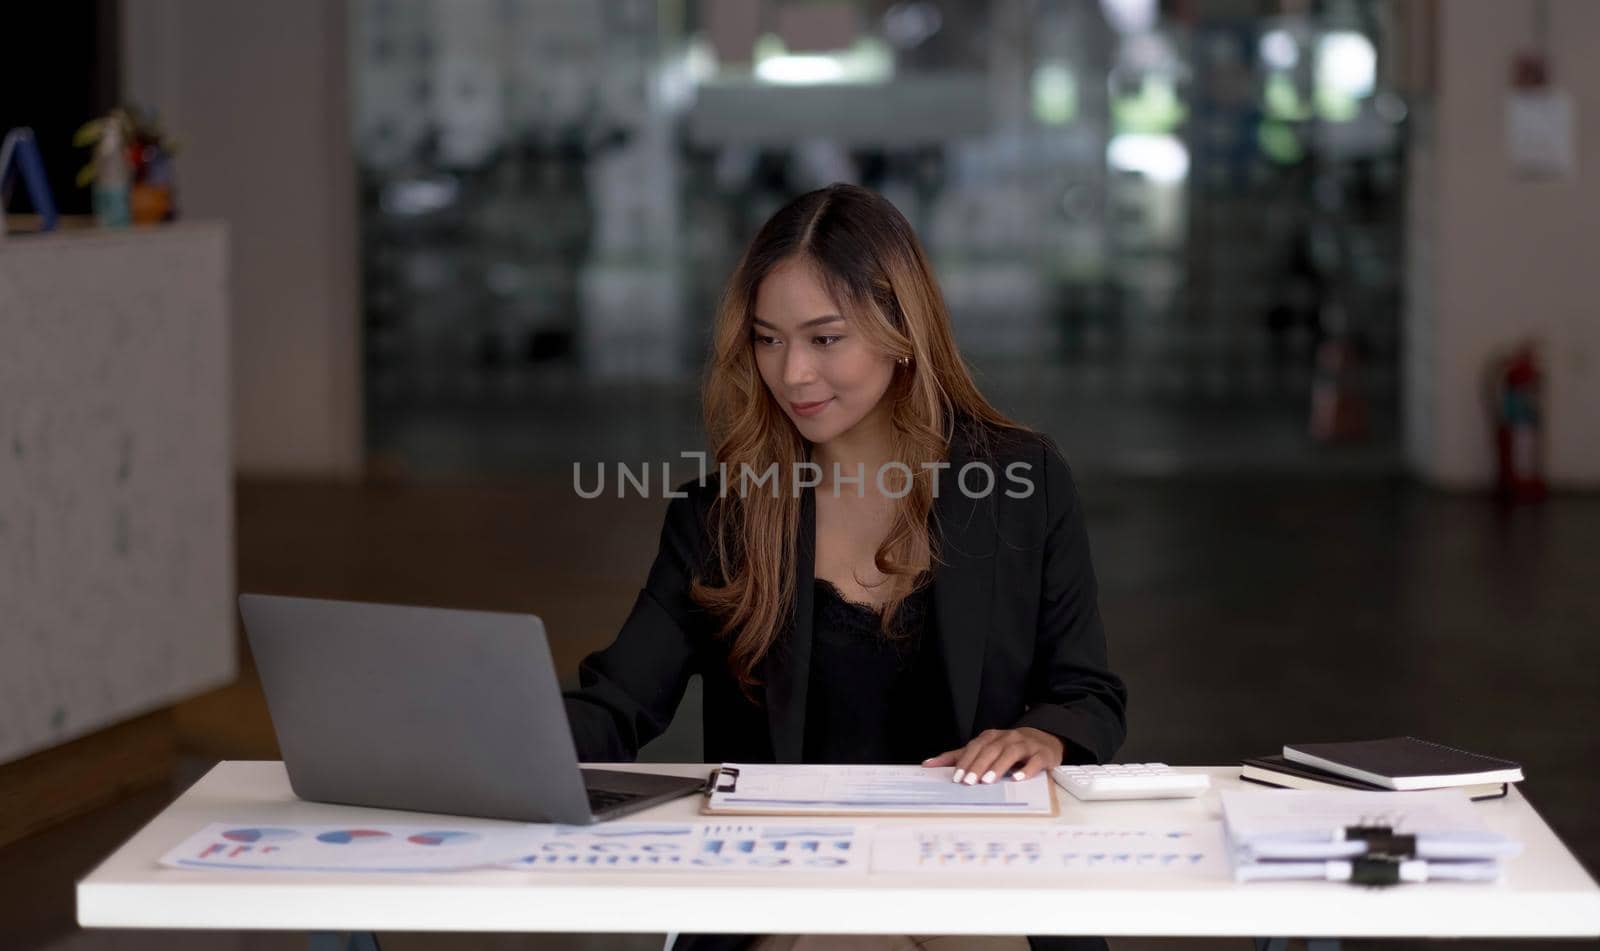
[563,422,1128,766]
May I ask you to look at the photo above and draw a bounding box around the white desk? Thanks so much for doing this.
[77,762,1600,939]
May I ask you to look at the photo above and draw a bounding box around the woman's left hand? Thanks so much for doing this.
[922,728,1065,784]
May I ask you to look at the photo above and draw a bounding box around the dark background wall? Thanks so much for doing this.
[1,1,120,217]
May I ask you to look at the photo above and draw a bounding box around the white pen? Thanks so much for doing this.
[1245,831,1519,861]
[1236,859,1502,884]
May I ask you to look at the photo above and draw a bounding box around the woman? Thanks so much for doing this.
[564,183,1127,951]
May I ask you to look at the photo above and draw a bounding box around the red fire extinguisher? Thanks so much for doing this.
[1490,343,1546,502]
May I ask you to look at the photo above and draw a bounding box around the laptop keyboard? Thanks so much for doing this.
[586,788,642,813]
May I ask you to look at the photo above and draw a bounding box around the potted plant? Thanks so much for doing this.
[75,105,180,227]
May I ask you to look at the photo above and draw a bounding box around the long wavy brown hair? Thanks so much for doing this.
[691,183,1024,692]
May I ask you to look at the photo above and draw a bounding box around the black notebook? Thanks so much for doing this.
[1240,754,1509,801]
[1282,737,1524,791]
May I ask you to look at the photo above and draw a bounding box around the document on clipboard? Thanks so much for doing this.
[703,764,1058,817]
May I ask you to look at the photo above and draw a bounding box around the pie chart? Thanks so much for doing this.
[407,831,479,847]
[317,829,391,845]
[221,828,298,843]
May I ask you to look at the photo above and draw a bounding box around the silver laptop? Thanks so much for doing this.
[238,593,706,824]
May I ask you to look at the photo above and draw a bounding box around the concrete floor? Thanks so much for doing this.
[8,469,1598,951]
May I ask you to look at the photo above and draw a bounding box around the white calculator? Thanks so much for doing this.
[1051,763,1211,801]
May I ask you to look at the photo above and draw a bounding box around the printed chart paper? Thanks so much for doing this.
[501,822,867,874]
[1220,788,1496,848]
[871,825,1229,879]
[1221,788,1517,883]
[161,824,548,872]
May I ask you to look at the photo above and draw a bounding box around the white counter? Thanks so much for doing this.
[0,222,235,763]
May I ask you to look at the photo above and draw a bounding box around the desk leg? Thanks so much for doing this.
[309,932,382,951]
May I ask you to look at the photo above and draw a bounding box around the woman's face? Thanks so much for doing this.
[751,257,896,446]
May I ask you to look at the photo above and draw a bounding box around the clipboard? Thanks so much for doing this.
[702,763,1060,818]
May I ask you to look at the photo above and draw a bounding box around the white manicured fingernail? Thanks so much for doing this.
[981,770,996,784]
[1013,771,1026,781]
[952,770,965,783]
[964,773,978,785]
